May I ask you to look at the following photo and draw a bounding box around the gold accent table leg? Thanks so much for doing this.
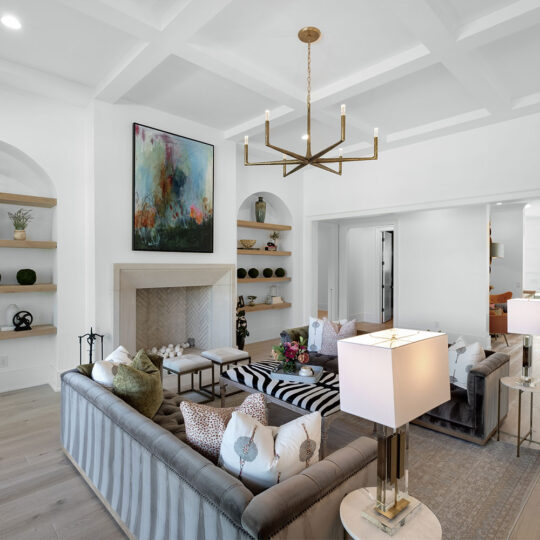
[497,379,501,441]
[518,390,522,457]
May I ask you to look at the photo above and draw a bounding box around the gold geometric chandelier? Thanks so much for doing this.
[244,26,378,177]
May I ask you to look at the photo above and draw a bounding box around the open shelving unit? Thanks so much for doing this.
[238,277,291,284]
[0,191,57,340]
[0,324,57,340]
[237,220,292,231]
[0,283,57,294]
[237,249,291,256]
[243,302,292,313]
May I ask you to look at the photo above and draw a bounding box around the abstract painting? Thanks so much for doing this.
[133,123,214,252]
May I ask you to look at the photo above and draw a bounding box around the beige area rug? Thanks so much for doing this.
[189,393,540,540]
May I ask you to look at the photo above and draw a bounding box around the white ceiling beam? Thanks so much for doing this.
[458,0,540,49]
[56,0,159,40]
[390,1,510,115]
[0,58,92,106]
[95,0,233,103]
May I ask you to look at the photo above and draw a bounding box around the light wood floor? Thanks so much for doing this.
[1,333,539,539]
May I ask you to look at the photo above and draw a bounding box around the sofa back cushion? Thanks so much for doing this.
[320,318,356,356]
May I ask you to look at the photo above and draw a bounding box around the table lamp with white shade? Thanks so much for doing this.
[508,298,540,386]
[338,328,449,535]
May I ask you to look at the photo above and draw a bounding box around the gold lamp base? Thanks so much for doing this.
[376,497,410,520]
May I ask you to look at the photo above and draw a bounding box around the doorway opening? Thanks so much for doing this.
[381,230,394,324]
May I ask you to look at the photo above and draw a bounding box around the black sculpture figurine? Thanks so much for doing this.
[13,310,33,331]
[78,327,104,365]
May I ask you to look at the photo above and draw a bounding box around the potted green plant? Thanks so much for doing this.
[8,208,33,241]
[269,230,280,249]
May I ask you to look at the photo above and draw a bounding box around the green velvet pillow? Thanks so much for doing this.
[76,363,94,378]
[113,349,163,418]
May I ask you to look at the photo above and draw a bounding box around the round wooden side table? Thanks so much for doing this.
[497,376,540,457]
[340,488,442,540]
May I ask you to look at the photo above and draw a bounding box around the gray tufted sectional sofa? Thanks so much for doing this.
[61,365,377,540]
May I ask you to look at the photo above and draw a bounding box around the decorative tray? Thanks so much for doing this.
[269,363,324,384]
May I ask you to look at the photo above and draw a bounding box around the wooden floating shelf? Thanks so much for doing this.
[0,239,57,249]
[243,302,292,313]
[237,249,291,256]
[0,324,57,341]
[0,283,57,294]
[0,192,57,208]
[238,277,291,283]
[237,220,291,231]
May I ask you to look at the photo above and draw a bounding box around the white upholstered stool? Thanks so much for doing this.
[163,354,215,402]
[201,347,251,398]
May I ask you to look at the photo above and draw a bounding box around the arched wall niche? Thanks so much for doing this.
[237,191,295,343]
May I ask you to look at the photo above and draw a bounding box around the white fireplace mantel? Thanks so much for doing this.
[113,263,235,352]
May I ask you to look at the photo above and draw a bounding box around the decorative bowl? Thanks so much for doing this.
[239,239,256,249]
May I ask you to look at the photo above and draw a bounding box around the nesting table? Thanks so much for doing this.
[497,376,539,457]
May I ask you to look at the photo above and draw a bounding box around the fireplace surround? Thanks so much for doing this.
[113,264,235,353]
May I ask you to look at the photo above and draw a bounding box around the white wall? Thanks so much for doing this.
[0,88,87,392]
[303,113,540,220]
[317,222,334,311]
[92,102,237,354]
[524,213,540,292]
[490,204,524,298]
[396,205,490,346]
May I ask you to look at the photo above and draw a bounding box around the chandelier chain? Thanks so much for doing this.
[307,42,311,107]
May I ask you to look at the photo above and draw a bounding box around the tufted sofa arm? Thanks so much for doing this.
[280,326,309,344]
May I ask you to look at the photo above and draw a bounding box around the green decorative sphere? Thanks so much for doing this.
[248,268,259,278]
[16,268,37,285]
[237,268,247,279]
[262,268,273,278]
[275,267,286,278]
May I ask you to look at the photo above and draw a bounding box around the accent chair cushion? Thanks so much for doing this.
[220,411,321,492]
[319,318,356,356]
[180,393,267,463]
[201,347,250,364]
[448,338,486,390]
[113,349,163,418]
[104,345,133,364]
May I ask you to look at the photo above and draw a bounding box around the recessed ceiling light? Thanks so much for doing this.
[301,134,309,140]
[496,202,503,206]
[1,14,22,30]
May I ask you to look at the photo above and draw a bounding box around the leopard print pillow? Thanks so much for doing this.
[180,393,267,463]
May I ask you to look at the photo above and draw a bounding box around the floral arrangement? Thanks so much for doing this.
[8,208,33,230]
[272,336,308,373]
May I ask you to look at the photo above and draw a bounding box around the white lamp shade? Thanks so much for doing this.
[508,298,540,335]
[337,329,450,429]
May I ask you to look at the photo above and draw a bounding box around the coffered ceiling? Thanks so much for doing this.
[1,0,540,155]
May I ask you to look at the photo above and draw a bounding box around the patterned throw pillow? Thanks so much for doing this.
[307,317,324,352]
[448,338,486,390]
[320,318,356,356]
[113,349,163,418]
[180,393,267,463]
[220,411,321,492]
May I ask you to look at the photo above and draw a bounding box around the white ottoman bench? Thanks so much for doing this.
[163,354,215,402]
[200,347,251,398]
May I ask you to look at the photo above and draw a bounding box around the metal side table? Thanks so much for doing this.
[497,376,540,457]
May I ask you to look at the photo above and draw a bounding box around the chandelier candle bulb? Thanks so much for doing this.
[341,104,346,115]
[244,136,248,145]
[374,127,379,138]
[265,110,270,121]
[339,148,343,157]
